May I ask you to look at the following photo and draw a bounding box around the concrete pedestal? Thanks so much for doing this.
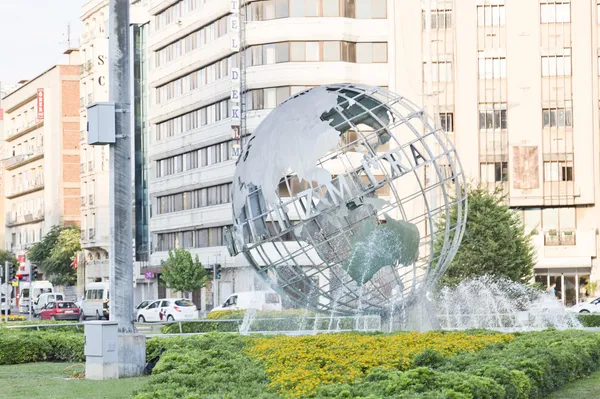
[118,333,146,378]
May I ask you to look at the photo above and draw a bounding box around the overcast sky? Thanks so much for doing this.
[0,0,84,87]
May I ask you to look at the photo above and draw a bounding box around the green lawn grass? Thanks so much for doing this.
[0,362,148,399]
[547,369,600,398]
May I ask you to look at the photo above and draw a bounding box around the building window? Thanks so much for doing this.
[155,225,232,251]
[477,2,505,27]
[541,51,571,76]
[439,112,454,132]
[543,161,573,182]
[479,103,507,130]
[155,14,230,67]
[540,3,570,23]
[422,9,452,29]
[246,0,386,20]
[423,61,453,82]
[156,54,238,104]
[478,53,506,79]
[247,41,385,65]
[543,207,575,246]
[480,162,508,183]
[542,108,572,127]
[156,183,233,215]
[155,98,231,141]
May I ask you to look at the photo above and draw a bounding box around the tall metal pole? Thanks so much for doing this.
[108,0,135,333]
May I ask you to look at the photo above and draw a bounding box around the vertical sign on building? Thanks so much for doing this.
[36,88,45,120]
[230,0,241,160]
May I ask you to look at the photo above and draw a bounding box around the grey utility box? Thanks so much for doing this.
[85,320,119,380]
[87,102,116,145]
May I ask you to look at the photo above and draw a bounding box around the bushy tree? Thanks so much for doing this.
[436,184,535,287]
[28,225,81,285]
[0,250,18,272]
[160,248,209,294]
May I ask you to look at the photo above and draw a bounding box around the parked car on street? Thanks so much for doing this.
[210,291,282,314]
[569,297,600,313]
[136,298,197,322]
[81,282,109,320]
[39,301,81,321]
[135,300,152,319]
[33,292,64,317]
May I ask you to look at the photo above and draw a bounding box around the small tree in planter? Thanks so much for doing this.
[584,280,599,298]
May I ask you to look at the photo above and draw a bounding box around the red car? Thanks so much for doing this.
[39,301,81,321]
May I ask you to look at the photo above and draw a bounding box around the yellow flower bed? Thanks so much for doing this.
[249,331,513,398]
[1,315,26,322]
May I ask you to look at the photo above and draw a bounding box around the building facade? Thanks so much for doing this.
[394,0,600,306]
[78,0,155,301]
[144,0,600,309]
[2,53,82,278]
[79,0,111,287]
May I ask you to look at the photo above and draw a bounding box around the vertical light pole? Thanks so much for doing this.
[108,0,134,333]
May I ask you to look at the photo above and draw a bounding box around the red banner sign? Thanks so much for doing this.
[18,254,25,263]
[37,88,44,120]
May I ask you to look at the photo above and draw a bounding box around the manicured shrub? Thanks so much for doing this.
[577,313,600,327]
[0,331,84,364]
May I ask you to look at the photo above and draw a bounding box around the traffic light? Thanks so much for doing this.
[8,263,15,279]
[215,264,222,280]
[32,265,38,282]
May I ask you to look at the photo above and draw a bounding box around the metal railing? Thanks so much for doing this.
[89,194,95,206]
[81,196,86,206]
[89,228,95,239]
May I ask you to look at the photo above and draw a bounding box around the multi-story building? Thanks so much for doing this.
[79,0,110,288]
[398,0,600,306]
[146,0,600,309]
[147,0,390,310]
[2,50,82,276]
[78,0,154,301]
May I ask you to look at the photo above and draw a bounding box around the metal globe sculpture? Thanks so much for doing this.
[225,84,467,315]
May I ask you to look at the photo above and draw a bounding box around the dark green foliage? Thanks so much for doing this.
[0,331,84,364]
[577,314,600,327]
[315,330,600,399]
[436,184,535,287]
[134,334,279,399]
[27,225,81,285]
[160,248,209,294]
[0,250,18,272]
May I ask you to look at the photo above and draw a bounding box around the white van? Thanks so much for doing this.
[81,282,110,320]
[33,292,65,317]
[210,291,282,314]
[18,281,54,313]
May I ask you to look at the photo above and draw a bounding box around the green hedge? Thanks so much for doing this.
[315,330,600,399]
[578,314,600,327]
[135,334,278,399]
[0,332,84,364]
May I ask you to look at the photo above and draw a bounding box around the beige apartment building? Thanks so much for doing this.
[393,0,600,305]
[79,0,111,286]
[143,0,600,308]
[2,51,81,278]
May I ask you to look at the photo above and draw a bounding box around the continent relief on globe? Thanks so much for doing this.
[342,214,420,285]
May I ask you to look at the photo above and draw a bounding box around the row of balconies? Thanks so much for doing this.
[80,160,95,175]
[81,194,96,207]
[5,209,44,227]
[6,177,44,199]
[4,146,44,171]
[6,119,42,140]
[79,93,94,109]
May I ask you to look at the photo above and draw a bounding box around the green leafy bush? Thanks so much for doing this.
[0,331,84,364]
[578,313,600,327]
[135,334,279,399]
[315,330,600,399]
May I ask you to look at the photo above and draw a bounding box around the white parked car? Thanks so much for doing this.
[136,298,197,322]
[569,297,600,313]
[210,291,283,314]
